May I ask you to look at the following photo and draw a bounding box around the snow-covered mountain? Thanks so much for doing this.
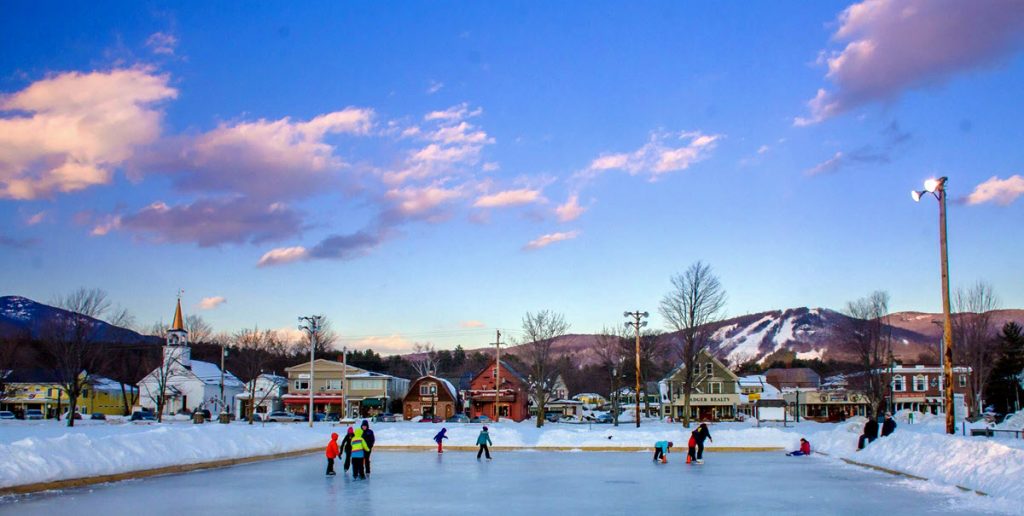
[0,295,160,344]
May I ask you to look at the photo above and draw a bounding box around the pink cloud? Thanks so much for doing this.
[459,320,486,328]
[473,188,544,208]
[146,32,178,55]
[555,194,586,222]
[198,296,227,310]
[524,230,580,250]
[257,246,309,267]
[0,67,177,199]
[965,175,1024,206]
[583,131,721,180]
[797,0,1024,125]
[119,198,303,246]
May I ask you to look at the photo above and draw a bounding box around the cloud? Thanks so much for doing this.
[459,320,486,328]
[964,175,1024,206]
[482,162,500,172]
[383,104,493,185]
[0,234,37,249]
[383,184,463,222]
[427,80,444,95]
[345,334,421,355]
[797,0,1024,125]
[757,145,770,155]
[473,188,544,208]
[0,67,177,199]
[119,198,303,246]
[150,107,374,201]
[146,32,178,55]
[308,229,385,260]
[90,215,122,236]
[524,230,580,250]
[555,194,585,222]
[257,246,309,267]
[198,296,226,310]
[424,102,482,122]
[25,211,47,225]
[806,120,911,176]
[585,131,721,180]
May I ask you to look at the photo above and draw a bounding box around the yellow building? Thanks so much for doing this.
[1,370,137,418]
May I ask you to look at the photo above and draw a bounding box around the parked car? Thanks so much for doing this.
[594,413,614,424]
[446,414,470,423]
[90,413,107,421]
[25,409,44,420]
[544,412,561,423]
[323,413,341,422]
[418,415,443,423]
[62,411,83,420]
[130,411,157,421]
[372,413,398,423]
[0,411,15,420]
[265,411,304,422]
[470,415,491,424]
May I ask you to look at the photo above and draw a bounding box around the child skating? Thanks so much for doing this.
[476,426,493,460]
[434,427,449,454]
[325,432,339,475]
[341,426,354,472]
[350,428,370,479]
[653,441,673,463]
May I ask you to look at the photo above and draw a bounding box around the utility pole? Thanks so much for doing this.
[342,346,348,420]
[624,311,649,428]
[219,341,227,415]
[494,329,501,423]
[298,315,323,428]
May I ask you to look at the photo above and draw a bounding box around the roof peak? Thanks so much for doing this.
[170,298,185,332]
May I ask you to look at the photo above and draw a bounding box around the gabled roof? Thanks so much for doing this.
[284,358,367,374]
[661,349,738,382]
[407,375,458,402]
[764,368,821,389]
[471,358,527,385]
[191,360,244,387]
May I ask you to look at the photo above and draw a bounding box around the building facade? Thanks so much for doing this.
[282,359,408,418]
[880,364,973,416]
[467,359,530,422]
[1,370,137,418]
[402,375,458,420]
[234,373,287,420]
[660,350,742,422]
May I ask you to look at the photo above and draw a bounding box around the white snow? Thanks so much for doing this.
[795,349,823,361]
[724,315,776,365]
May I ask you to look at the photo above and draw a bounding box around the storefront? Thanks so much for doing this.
[666,393,741,421]
[783,390,869,422]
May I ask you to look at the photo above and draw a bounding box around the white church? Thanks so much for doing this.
[138,298,244,415]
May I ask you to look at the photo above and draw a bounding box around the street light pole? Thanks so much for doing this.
[494,329,501,423]
[912,177,956,434]
[298,315,323,428]
[624,311,649,428]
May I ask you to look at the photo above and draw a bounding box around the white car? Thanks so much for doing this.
[265,411,304,422]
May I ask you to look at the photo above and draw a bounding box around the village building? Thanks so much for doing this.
[764,368,822,390]
[880,364,973,416]
[660,350,742,421]
[737,375,781,418]
[234,373,287,420]
[402,374,459,420]
[138,299,243,415]
[572,393,607,409]
[0,369,137,418]
[282,358,408,419]
[545,398,585,418]
[467,359,530,422]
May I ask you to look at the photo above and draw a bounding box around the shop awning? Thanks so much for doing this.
[361,398,384,407]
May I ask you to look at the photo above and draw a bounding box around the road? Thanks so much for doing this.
[0,450,1003,515]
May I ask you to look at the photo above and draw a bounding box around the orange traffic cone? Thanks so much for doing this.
[660,457,667,464]
[686,455,692,464]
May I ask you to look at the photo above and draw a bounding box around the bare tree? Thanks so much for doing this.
[233,328,287,424]
[139,345,187,422]
[410,342,440,377]
[106,306,136,331]
[0,335,28,405]
[101,344,152,415]
[185,314,214,344]
[592,326,629,426]
[521,310,570,428]
[659,261,727,427]
[45,288,114,426]
[844,290,892,418]
[952,281,1000,414]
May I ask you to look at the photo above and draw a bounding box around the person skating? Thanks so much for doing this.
[686,435,697,464]
[690,423,712,464]
[325,432,340,475]
[434,427,449,453]
[350,427,370,479]
[786,438,811,457]
[341,426,354,471]
[361,420,376,475]
[653,441,673,463]
[476,426,493,460]
[857,416,879,450]
[881,412,897,437]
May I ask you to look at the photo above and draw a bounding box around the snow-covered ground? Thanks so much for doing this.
[2,411,1023,507]
[3,450,1016,515]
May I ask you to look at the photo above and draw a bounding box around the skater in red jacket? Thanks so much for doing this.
[325,432,339,476]
[786,438,812,456]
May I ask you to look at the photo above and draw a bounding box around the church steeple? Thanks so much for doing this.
[165,295,191,368]
[171,298,186,332]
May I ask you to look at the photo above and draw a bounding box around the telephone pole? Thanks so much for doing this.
[298,315,323,428]
[493,330,502,422]
[624,311,649,428]
[341,346,348,420]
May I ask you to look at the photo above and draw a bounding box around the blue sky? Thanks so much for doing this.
[2,1,1023,353]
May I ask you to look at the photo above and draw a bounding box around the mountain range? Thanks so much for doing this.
[0,296,160,345]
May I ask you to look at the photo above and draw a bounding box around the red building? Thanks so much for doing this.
[467,359,529,422]
[879,364,973,416]
[402,375,458,420]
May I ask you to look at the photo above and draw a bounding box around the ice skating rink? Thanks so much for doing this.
[0,450,1009,515]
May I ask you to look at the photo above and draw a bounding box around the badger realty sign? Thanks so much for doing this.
[682,394,740,405]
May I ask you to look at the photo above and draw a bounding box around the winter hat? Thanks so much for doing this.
[361,419,369,428]
[668,442,673,447]
[331,432,338,440]
[347,427,354,435]
[482,426,488,431]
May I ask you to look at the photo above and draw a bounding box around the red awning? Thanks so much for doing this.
[282,395,345,404]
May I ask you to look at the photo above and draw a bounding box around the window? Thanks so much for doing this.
[705,363,713,375]
[326,379,343,390]
[892,375,905,392]
[709,382,722,394]
[913,376,927,392]
[352,380,382,391]
[294,381,309,390]
[958,375,967,388]
[420,383,437,396]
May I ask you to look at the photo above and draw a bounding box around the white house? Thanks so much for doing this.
[138,298,244,415]
[234,373,287,420]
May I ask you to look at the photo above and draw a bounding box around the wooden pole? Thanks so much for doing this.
[494,330,501,423]
[938,181,955,435]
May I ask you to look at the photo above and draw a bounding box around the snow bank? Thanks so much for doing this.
[812,421,1024,503]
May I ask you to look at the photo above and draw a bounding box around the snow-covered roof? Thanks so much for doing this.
[90,375,138,393]
[190,360,243,387]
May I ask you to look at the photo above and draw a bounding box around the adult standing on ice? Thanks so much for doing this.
[476,426,493,460]
[881,412,897,437]
[325,432,340,475]
[361,420,376,475]
[434,427,449,454]
[691,423,712,464]
[350,428,370,479]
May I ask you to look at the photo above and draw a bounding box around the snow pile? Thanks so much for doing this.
[812,423,1024,503]
[996,411,1024,432]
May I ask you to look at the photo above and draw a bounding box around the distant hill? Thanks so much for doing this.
[426,307,1024,368]
[0,296,161,345]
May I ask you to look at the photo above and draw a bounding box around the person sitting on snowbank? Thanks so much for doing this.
[881,412,897,437]
[857,416,879,450]
[786,438,811,456]
[653,441,673,463]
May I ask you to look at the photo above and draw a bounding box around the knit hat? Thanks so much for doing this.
[347,427,354,435]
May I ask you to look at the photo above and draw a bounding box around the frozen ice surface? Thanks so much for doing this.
[0,451,1008,515]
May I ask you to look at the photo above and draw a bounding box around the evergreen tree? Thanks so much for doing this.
[985,322,1024,415]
